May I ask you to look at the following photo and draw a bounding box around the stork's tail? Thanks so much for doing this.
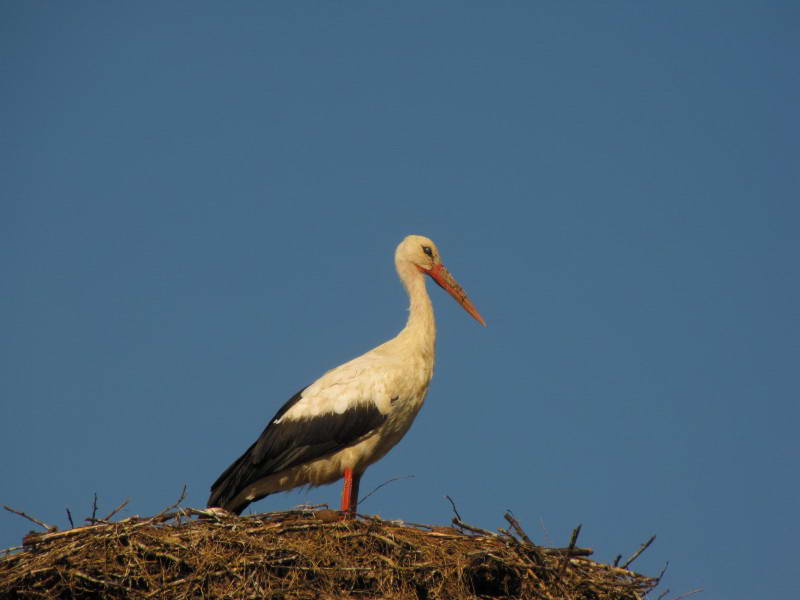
[207,442,266,515]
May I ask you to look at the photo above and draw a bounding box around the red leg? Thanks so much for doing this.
[340,468,362,517]
[350,471,361,515]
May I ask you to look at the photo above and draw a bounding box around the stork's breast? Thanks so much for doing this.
[377,388,428,447]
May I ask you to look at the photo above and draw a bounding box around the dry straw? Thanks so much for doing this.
[1,500,659,599]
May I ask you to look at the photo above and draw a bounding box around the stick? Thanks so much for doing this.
[445,495,462,521]
[452,517,497,537]
[655,561,670,585]
[358,475,414,505]
[17,522,111,545]
[621,534,656,569]
[539,517,553,546]
[558,524,581,576]
[169,485,188,511]
[3,505,56,532]
[102,498,130,522]
[504,512,535,546]
[547,546,593,557]
[66,508,75,529]
[146,485,188,523]
[160,485,187,515]
[671,588,703,600]
[91,492,98,522]
[504,512,545,564]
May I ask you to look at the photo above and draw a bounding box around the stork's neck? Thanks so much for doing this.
[396,260,436,356]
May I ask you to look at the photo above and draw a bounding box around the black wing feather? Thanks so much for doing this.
[208,386,387,513]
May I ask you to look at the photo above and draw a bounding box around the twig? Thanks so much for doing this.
[503,512,534,546]
[158,486,187,517]
[621,534,656,569]
[170,485,188,511]
[102,498,130,522]
[452,517,497,537]
[657,590,671,600]
[671,588,703,600]
[546,546,593,557]
[139,485,188,526]
[358,475,414,506]
[539,517,553,546]
[504,512,545,564]
[66,508,75,529]
[613,554,621,566]
[291,503,330,512]
[445,495,462,521]
[3,505,56,532]
[15,522,111,546]
[90,492,98,522]
[558,524,581,577]
[655,561,670,585]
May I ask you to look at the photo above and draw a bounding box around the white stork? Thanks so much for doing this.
[207,235,485,516]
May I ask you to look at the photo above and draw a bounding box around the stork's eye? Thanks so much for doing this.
[422,246,433,257]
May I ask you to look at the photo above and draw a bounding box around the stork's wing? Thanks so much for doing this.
[250,387,387,473]
[208,386,387,512]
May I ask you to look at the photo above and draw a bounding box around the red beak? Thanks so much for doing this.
[423,263,486,327]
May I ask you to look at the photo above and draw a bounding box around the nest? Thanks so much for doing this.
[1,504,659,599]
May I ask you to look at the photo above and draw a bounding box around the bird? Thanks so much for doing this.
[207,234,485,517]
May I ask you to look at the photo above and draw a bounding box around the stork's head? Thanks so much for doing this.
[396,235,486,327]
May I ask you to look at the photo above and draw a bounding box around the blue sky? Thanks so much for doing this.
[2,3,798,598]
